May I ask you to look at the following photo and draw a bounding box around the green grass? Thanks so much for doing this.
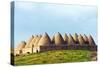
[14,50,97,66]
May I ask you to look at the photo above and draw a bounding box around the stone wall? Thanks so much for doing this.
[39,44,97,52]
[22,48,33,54]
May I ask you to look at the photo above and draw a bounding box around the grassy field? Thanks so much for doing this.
[14,50,97,66]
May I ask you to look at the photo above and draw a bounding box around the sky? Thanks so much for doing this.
[14,1,97,47]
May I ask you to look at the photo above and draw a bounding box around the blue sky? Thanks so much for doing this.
[14,2,97,47]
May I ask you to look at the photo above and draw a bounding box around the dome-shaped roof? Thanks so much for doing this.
[26,35,38,48]
[78,34,85,45]
[38,32,51,46]
[34,35,42,47]
[68,34,75,45]
[88,35,96,45]
[63,33,68,44]
[17,41,26,50]
[25,35,34,48]
[83,34,89,44]
[73,33,79,44]
[54,32,64,45]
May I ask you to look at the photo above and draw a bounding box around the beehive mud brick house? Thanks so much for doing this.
[14,32,97,56]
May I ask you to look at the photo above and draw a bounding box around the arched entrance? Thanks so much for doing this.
[36,50,38,53]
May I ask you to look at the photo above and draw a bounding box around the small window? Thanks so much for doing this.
[19,50,22,54]
[27,52,30,54]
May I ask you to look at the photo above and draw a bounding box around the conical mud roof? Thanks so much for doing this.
[26,35,38,48]
[17,41,26,50]
[38,32,51,46]
[83,34,89,44]
[63,33,68,44]
[34,35,42,47]
[54,32,64,45]
[78,34,85,45]
[25,35,34,48]
[88,35,96,45]
[73,33,79,44]
[68,34,75,45]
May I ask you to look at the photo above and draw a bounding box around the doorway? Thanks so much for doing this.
[36,50,38,53]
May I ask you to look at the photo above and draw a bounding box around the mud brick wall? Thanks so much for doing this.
[39,44,97,52]
[88,45,97,51]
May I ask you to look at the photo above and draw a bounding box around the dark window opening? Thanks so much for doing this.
[19,50,22,54]
[16,54,19,56]
[27,52,30,54]
[85,41,89,44]
[36,50,38,53]
[75,41,79,44]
